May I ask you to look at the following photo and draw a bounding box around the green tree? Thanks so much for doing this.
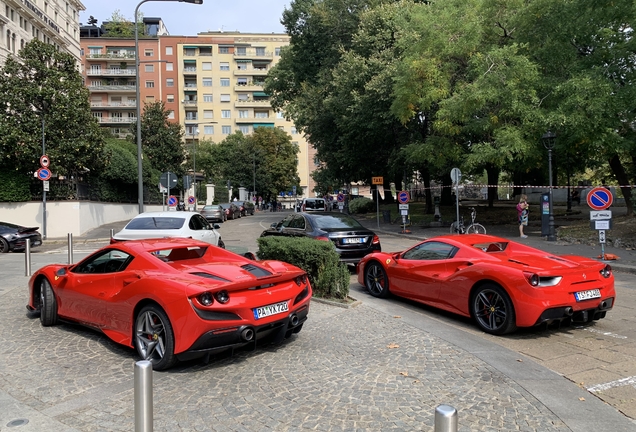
[0,40,104,183]
[103,10,143,37]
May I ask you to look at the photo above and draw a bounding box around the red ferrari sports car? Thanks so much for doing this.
[358,234,615,335]
[27,238,311,370]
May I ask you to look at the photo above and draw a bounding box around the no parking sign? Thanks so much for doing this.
[586,187,613,211]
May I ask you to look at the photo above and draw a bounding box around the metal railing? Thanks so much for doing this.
[87,53,136,59]
[87,69,136,76]
[91,102,137,108]
[87,85,136,91]
[95,117,137,124]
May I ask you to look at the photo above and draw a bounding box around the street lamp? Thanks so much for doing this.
[135,0,203,214]
[542,130,557,241]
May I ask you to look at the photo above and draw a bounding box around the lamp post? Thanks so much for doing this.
[135,0,203,214]
[542,130,557,241]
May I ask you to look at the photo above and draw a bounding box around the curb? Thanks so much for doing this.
[311,295,361,309]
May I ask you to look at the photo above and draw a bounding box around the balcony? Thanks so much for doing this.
[234,50,273,60]
[86,69,137,76]
[235,116,271,124]
[234,99,271,108]
[183,67,197,73]
[90,102,137,109]
[234,67,270,76]
[86,52,136,60]
[95,117,137,124]
[184,84,198,91]
[87,85,136,92]
[234,83,264,92]
[183,100,198,107]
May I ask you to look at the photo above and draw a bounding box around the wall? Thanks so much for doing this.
[0,202,162,238]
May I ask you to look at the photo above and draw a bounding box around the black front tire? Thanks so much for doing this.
[39,278,58,326]
[364,261,389,298]
[134,305,177,370]
[471,284,517,335]
[218,238,225,249]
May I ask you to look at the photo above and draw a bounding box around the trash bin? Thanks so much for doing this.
[382,210,391,223]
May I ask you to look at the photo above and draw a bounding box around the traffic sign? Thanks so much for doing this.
[586,187,613,210]
[188,196,195,205]
[590,210,612,221]
[598,230,606,244]
[40,155,50,167]
[397,190,410,204]
[372,176,383,185]
[167,195,177,207]
[450,167,462,184]
[37,168,51,181]
[160,172,178,190]
[337,193,345,202]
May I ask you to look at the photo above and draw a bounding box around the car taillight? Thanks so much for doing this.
[294,274,308,286]
[600,264,612,278]
[199,292,214,306]
[372,235,380,245]
[523,271,539,286]
[315,236,330,241]
[215,290,230,304]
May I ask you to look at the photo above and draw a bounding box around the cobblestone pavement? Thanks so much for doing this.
[1,214,635,431]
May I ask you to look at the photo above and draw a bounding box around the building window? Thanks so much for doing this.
[276,111,284,119]
[144,49,153,57]
[221,110,231,118]
[220,62,229,71]
[203,110,213,119]
[167,111,175,119]
[203,94,213,102]
[166,46,173,55]
[219,46,229,54]
[202,62,212,70]
[238,93,249,101]
[275,47,281,56]
[222,125,231,134]
[166,78,174,87]
[145,64,154,72]
[236,47,246,55]
[204,125,214,134]
[255,111,268,118]
[255,47,265,56]
[239,125,250,134]
[239,110,249,118]
[166,62,173,71]
[278,126,284,131]
[145,81,154,88]
[291,127,297,134]
[202,78,212,87]
[237,77,248,86]
[167,94,174,102]
[237,63,247,71]
[220,94,230,102]
[146,96,155,102]
[185,112,198,120]
[220,78,230,87]
[184,48,196,56]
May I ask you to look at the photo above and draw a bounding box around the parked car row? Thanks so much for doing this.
[201,201,256,223]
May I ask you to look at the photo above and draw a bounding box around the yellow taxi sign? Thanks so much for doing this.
[372,176,383,185]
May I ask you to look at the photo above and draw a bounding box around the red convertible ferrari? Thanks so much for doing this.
[358,234,615,335]
[27,238,311,370]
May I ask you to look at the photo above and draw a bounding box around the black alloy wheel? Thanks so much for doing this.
[39,278,58,326]
[364,261,389,298]
[0,238,9,253]
[134,305,177,370]
[471,284,517,335]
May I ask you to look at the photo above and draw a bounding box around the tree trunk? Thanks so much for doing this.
[608,153,634,215]
[486,165,500,208]
[422,166,433,214]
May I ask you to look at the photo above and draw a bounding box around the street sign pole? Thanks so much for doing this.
[450,168,461,230]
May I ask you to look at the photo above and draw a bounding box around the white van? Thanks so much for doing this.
[301,198,326,211]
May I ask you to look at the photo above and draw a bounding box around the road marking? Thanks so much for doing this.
[582,327,628,339]
[587,375,636,393]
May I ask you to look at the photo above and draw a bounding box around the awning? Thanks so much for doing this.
[253,123,275,128]
[183,59,197,63]
[87,46,103,48]
[184,90,197,94]
[183,45,200,49]
[252,91,269,97]
[235,59,252,63]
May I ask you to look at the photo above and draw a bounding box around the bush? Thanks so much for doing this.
[349,197,375,214]
[0,170,31,202]
[256,236,350,300]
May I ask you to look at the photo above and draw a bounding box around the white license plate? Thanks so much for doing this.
[254,301,289,319]
[574,289,601,302]
[343,237,365,244]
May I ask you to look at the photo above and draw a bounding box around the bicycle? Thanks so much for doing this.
[450,207,487,234]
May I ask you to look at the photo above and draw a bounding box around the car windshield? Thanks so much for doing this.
[313,214,364,229]
[125,217,186,230]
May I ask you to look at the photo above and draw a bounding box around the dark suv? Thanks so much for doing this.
[235,200,255,216]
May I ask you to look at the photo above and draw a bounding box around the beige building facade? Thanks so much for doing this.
[0,0,84,64]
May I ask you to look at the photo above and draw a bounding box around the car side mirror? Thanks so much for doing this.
[270,222,277,228]
[56,267,67,277]
[243,252,256,260]
[392,252,401,261]
[213,224,221,230]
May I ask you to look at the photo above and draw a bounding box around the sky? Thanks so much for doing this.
[80,0,291,35]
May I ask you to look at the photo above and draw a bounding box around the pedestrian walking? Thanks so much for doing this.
[517,194,529,238]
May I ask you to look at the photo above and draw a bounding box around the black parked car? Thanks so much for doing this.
[0,221,43,253]
[260,212,381,265]
[219,202,242,220]
[235,200,255,216]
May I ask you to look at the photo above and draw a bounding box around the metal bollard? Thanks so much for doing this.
[24,239,31,277]
[110,228,114,239]
[134,360,153,432]
[434,404,458,432]
[67,233,73,265]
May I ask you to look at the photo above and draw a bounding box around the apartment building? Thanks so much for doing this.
[81,28,313,197]
[0,0,84,64]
